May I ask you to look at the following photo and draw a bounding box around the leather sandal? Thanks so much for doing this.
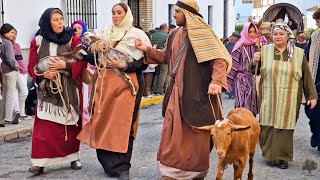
[28,166,44,175]
[71,160,82,170]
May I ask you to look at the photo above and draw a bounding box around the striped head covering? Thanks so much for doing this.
[175,0,232,72]
[272,22,295,61]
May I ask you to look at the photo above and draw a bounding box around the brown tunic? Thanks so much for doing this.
[77,69,139,153]
[146,28,228,172]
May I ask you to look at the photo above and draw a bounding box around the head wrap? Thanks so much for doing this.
[71,20,88,37]
[0,23,16,36]
[230,32,241,39]
[272,22,295,61]
[38,8,75,44]
[232,22,258,52]
[104,3,151,60]
[175,0,232,72]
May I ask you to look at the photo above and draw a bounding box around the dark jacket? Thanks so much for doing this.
[0,37,19,74]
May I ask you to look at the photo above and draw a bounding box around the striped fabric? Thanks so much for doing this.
[259,44,304,129]
[227,44,259,115]
[177,0,232,72]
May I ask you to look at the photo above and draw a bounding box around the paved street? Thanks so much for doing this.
[0,96,319,179]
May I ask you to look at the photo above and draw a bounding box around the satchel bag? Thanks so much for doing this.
[162,38,189,117]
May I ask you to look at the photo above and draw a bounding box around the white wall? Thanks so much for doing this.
[152,0,231,38]
[95,0,120,33]
[3,0,62,49]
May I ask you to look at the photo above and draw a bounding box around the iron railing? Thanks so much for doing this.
[66,0,97,29]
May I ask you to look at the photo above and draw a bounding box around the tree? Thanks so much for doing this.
[235,24,244,33]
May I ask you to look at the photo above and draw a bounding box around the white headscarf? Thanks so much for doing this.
[103,3,151,60]
[272,22,295,61]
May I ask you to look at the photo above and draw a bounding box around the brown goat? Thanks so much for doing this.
[194,108,260,180]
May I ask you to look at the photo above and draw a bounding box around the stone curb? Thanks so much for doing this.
[0,96,163,144]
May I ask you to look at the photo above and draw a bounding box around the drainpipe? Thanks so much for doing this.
[1,0,4,24]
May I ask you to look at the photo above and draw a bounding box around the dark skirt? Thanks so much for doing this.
[259,126,294,162]
[96,72,143,175]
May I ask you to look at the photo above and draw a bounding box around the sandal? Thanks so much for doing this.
[71,160,82,170]
[28,166,44,175]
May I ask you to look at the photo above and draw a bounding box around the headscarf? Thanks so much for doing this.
[175,0,232,72]
[103,3,151,60]
[71,20,88,37]
[38,8,75,44]
[232,22,258,52]
[272,22,295,61]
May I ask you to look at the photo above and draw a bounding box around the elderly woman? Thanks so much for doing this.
[28,8,86,175]
[227,22,259,116]
[254,22,318,169]
[77,3,151,179]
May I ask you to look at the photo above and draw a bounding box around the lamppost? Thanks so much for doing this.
[236,13,240,20]
[236,13,240,25]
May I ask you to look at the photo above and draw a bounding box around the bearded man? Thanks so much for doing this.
[135,0,232,179]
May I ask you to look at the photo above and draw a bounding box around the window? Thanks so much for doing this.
[208,6,213,27]
[168,4,176,26]
[128,0,140,26]
[66,0,97,29]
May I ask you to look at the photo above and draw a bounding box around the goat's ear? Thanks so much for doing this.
[192,125,215,132]
[231,125,251,132]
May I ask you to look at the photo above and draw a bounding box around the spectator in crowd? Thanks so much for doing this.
[295,32,308,49]
[0,24,20,125]
[71,20,91,127]
[1,23,30,122]
[72,20,87,37]
[169,24,176,32]
[224,31,240,98]
[28,8,85,175]
[151,23,169,95]
[305,7,320,151]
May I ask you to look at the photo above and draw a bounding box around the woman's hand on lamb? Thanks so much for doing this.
[106,57,126,69]
[43,70,57,80]
[48,57,66,70]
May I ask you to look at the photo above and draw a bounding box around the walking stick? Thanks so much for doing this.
[250,33,262,113]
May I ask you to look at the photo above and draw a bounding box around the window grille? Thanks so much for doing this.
[66,0,97,29]
[128,0,140,26]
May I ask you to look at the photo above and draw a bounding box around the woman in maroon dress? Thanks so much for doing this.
[27,8,86,175]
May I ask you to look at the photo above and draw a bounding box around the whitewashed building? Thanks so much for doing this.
[0,0,235,56]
